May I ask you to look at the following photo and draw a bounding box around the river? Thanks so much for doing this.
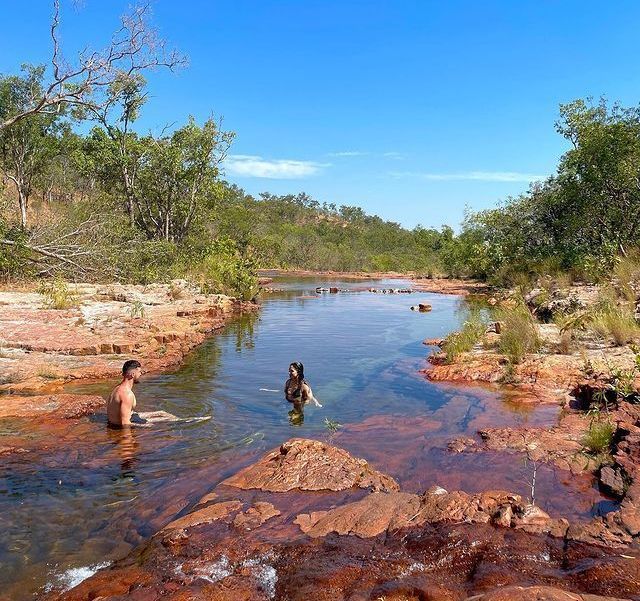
[0,277,611,599]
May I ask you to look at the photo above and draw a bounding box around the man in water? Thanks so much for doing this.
[107,360,143,427]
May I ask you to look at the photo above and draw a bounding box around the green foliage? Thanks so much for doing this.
[442,312,487,363]
[37,278,78,309]
[497,304,542,364]
[581,419,615,454]
[195,238,260,301]
[592,347,640,405]
[439,99,640,284]
[0,66,67,227]
[324,418,342,434]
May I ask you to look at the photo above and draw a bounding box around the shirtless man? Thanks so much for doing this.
[107,360,143,427]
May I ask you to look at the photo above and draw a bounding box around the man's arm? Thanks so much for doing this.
[119,390,135,426]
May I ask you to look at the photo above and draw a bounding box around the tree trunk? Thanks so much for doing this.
[18,187,28,228]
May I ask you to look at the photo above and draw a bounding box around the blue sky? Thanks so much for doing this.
[2,1,640,229]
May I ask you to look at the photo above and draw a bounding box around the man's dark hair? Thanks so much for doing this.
[122,360,142,377]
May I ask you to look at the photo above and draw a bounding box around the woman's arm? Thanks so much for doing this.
[302,382,322,407]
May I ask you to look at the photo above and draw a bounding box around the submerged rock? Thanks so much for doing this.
[221,438,399,493]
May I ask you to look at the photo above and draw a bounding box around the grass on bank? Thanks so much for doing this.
[589,304,640,346]
[37,278,79,310]
[497,304,542,364]
[442,313,487,363]
[581,419,615,455]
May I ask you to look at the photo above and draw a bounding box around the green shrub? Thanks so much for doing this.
[194,238,259,301]
[581,420,615,454]
[442,313,487,363]
[37,278,79,309]
[497,305,541,364]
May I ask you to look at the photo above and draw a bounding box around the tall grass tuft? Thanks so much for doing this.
[581,420,615,454]
[442,313,487,363]
[613,249,640,302]
[497,304,542,364]
[37,278,79,310]
[588,294,640,346]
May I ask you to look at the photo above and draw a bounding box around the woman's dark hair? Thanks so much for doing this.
[289,361,304,380]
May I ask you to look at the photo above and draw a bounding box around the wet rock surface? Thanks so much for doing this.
[0,394,104,420]
[222,438,399,493]
[51,439,640,601]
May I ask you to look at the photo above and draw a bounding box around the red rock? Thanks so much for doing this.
[70,344,100,356]
[295,492,421,538]
[112,342,133,354]
[294,487,568,541]
[477,414,592,474]
[164,500,243,531]
[233,502,281,531]
[0,394,104,419]
[469,585,630,600]
[222,438,399,493]
[100,342,114,354]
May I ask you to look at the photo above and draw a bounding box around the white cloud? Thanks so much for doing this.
[389,170,545,182]
[224,155,329,179]
[327,151,369,157]
[382,151,405,159]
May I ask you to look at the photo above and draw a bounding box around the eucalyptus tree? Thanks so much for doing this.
[0,1,185,132]
[134,117,234,242]
[0,67,64,227]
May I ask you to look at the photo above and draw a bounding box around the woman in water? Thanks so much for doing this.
[285,362,322,408]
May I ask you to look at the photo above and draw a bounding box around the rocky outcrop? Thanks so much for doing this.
[222,438,399,493]
[164,500,243,531]
[0,393,104,420]
[52,436,640,601]
[477,413,593,474]
[411,277,491,296]
[425,350,585,403]
[0,282,254,395]
[295,487,569,539]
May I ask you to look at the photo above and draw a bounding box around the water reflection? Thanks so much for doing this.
[107,426,139,480]
[288,407,304,426]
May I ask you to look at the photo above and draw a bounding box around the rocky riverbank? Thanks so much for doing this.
[49,438,640,600]
[0,281,255,455]
[423,283,640,555]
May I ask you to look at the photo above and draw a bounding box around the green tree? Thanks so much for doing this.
[134,117,234,241]
[0,67,64,227]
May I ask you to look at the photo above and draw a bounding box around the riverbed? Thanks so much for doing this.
[0,277,611,599]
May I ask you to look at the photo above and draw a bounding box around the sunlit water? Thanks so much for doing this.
[0,277,611,599]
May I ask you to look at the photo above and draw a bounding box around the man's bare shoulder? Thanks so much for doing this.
[110,384,134,402]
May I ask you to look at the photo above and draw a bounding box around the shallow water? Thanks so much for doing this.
[0,277,611,599]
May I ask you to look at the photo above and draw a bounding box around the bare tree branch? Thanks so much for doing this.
[0,0,187,131]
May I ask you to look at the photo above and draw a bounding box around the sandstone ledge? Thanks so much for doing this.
[221,437,399,493]
[0,282,255,394]
[53,438,640,601]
